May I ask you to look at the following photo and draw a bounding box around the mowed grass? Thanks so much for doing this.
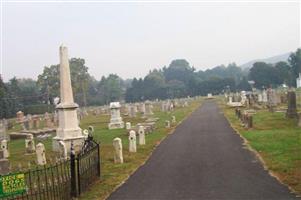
[6,100,201,199]
[78,100,201,199]
[220,99,301,195]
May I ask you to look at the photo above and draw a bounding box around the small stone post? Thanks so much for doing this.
[138,126,145,145]
[36,143,46,165]
[0,140,9,158]
[25,134,35,154]
[113,138,123,164]
[128,130,137,153]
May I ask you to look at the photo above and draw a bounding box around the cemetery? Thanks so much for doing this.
[221,89,301,195]
[1,3,300,199]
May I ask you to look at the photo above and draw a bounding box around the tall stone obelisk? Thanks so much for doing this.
[53,45,84,153]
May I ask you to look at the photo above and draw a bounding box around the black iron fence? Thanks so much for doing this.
[1,137,100,200]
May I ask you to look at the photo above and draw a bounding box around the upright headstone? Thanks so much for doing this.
[128,130,137,153]
[138,126,145,145]
[262,90,268,103]
[32,115,40,129]
[26,114,33,130]
[113,138,123,164]
[53,45,84,153]
[44,112,53,128]
[36,143,46,165]
[286,91,298,118]
[145,101,153,116]
[58,141,68,160]
[0,121,7,141]
[0,140,9,158]
[108,102,124,129]
[125,122,131,130]
[25,134,35,154]
[0,150,10,175]
[165,120,170,128]
[171,116,176,124]
[16,111,24,123]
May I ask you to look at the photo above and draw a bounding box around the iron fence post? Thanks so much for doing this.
[70,142,77,198]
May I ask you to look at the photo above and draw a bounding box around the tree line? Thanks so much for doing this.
[0,48,300,118]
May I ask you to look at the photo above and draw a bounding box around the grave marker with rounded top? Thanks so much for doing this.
[113,137,123,164]
[128,130,137,152]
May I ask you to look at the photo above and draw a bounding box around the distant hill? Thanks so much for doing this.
[239,52,291,70]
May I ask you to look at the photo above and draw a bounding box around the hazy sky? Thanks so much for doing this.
[1,1,300,81]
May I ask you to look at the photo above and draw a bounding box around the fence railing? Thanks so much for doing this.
[0,137,100,200]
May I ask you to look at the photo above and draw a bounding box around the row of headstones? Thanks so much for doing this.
[16,111,58,130]
[227,89,288,109]
[113,128,145,163]
[0,126,95,175]
[0,138,47,175]
[235,109,253,129]
[113,115,178,164]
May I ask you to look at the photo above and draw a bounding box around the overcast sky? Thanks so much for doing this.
[1,1,300,81]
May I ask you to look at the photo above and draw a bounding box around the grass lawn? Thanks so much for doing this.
[79,100,201,199]
[4,99,201,199]
[220,98,301,196]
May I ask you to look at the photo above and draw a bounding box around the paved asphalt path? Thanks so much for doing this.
[108,101,298,200]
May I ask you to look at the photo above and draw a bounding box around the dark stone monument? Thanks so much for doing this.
[286,91,298,118]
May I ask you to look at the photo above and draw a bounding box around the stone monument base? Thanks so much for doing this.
[108,122,124,129]
[52,136,85,154]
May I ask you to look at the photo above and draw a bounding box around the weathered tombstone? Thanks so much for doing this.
[128,130,137,153]
[36,143,46,165]
[140,103,146,114]
[262,90,268,103]
[113,137,123,164]
[0,140,9,158]
[0,121,7,141]
[171,116,176,124]
[58,141,68,160]
[44,112,53,128]
[165,120,170,128]
[267,88,277,112]
[286,91,298,118]
[32,115,40,129]
[138,126,145,145]
[129,106,136,118]
[25,134,35,154]
[88,126,94,135]
[126,122,131,130]
[16,111,24,123]
[0,150,10,175]
[26,114,33,130]
[145,101,154,116]
[108,102,124,129]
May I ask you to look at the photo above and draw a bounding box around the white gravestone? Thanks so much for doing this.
[113,138,123,164]
[138,126,145,145]
[58,141,68,160]
[36,143,46,165]
[108,102,124,129]
[171,116,176,124]
[128,130,137,153]
[165,120,170,128]
[126,122,131,130]
[1,140,9,158]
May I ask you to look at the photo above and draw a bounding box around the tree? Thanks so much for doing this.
[288,48,301,84]
[274,61,294,86]
[249,62,282,88]
[37,58,91,106]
